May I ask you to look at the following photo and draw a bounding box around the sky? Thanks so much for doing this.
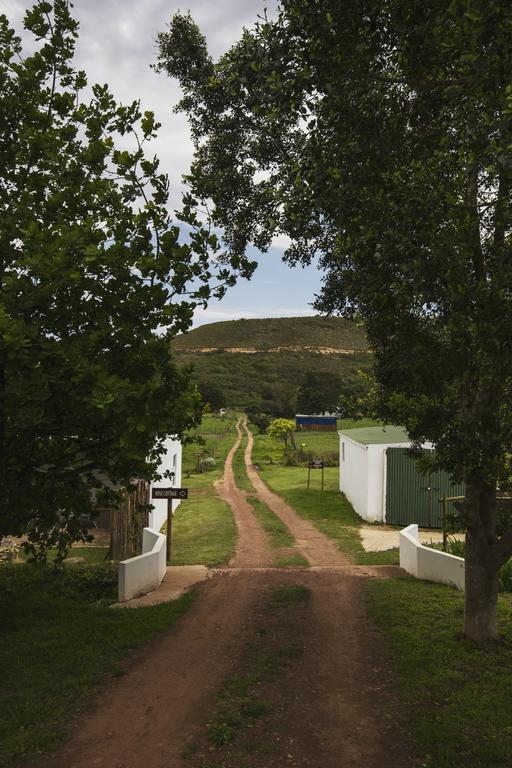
[4,0,325,327]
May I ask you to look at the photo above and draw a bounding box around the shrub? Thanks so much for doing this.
[199,456,217,472]
[499,558,512,593]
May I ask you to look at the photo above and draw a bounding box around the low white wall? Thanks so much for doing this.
[400,524,465,590]
[118,527,167,602]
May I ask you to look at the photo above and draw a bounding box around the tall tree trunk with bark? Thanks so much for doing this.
[463,479,500,642]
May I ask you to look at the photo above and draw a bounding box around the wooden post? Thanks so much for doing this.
[166,498,173,562]
[442,494,447,552]
[321,463,324,491]
[307,464,311,489]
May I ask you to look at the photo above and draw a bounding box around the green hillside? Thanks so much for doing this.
[172,316,372,415]
[173,315,368,353]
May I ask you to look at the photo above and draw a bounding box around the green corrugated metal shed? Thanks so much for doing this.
[339,424,464,528]
[385,448,464,527]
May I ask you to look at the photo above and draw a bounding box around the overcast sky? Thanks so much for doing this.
[4,0,324,327]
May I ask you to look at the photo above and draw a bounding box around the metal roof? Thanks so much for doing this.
[339,425,410,445]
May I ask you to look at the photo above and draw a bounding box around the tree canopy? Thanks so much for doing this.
[267,418,297,450]
[157,0,512,641]
[296,369,342,414]
[0,1,249,560]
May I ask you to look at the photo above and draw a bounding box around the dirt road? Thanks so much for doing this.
[42,417,419,768]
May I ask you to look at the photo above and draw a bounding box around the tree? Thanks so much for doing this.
[296,369,342,414]
[157,1,512,641]
[197,381,227,410]
[267,418,297,450]
[0,1,251,562]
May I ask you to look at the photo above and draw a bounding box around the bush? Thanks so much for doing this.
[444,539,512,595]
[0,562,118,603]
[249,412,271,434]
[499,558,512,593]
[446,536,465,558]
[199,456,217,472]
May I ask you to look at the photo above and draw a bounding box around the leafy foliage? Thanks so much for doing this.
[0,2,250,559]
[158,0,512,640]
[267,418,296,450]
[296,369,342,414]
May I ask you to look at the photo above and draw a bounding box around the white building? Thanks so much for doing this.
[339,426,434,524]
[149,437,183,531]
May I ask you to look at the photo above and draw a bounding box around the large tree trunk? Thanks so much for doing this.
[463,479,500,642]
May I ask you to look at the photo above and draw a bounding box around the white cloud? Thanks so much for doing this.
[270,232,293,251]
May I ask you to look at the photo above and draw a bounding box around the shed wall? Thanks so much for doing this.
[339,436,369,519]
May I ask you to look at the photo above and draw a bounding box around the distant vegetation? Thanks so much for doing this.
[172,316,371,415]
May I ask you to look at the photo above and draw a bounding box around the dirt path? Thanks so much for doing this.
[243,419,349,567]
[40,418,419,768]
[215,417,273,567]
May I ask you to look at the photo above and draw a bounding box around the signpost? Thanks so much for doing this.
[307,460,324,490]
[151,487,189,561]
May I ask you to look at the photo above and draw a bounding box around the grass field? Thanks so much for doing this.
[170,412,239,566]
[366,578,512,768]
[258,464,398,565]
[0,564,195,768]
[250,417,380,467]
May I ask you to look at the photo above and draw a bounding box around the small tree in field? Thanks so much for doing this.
[267,418,297,451]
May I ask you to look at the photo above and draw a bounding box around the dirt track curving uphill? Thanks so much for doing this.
[215,417,273,567]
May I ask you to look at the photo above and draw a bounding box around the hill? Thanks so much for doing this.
[171,316,372,414]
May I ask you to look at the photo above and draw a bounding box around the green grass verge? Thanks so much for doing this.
[357,547,400,565]
[231,431,253,492]
[246,495,309,568]
[274,553,310,567]
[168,412,239,566]
[258,465,365,559]
[0,564,195,768]
[18,545,111,566]
[256,459,400,565]
[170,489,236,566]
[247,495,294,549]
[365,578,512,768]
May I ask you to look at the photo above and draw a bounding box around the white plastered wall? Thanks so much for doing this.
[339,434,370,519]
[400,524,465,590]
[149,436,183,532]
[118,527,167,602]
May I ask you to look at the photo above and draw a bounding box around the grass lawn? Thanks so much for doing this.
[170,486,236,566]
[258,464,398,565]
[182,411,240,478]
[294,419,379,459]
[170,412,240,566]
[232,430,253,492]
[0,563,195,768]
[366,578,512,768]
[247,495,309,568]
